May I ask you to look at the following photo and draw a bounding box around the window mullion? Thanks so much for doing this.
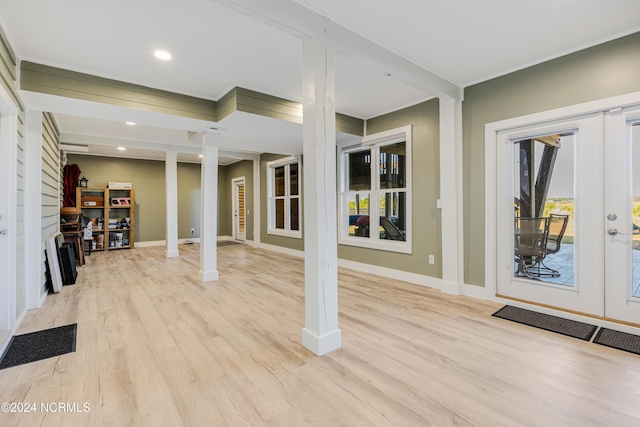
[284,164,291,231]
[371,147,380,241]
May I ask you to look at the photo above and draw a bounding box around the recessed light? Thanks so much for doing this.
[118,147,126,151]
[125,121,136,126]
[154,50,172,61]
[199,154,203,158]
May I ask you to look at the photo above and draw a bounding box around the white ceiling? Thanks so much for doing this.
[1,0,639,162]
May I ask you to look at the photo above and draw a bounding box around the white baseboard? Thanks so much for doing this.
[256,242,304,258]
[337,258,443,290]
[135,240,165,248]
[136,238,205,248]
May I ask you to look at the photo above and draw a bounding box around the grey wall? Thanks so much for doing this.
[463,31,640,286]
[338,99,441,277]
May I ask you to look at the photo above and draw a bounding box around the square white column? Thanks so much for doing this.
[439,98,464,293]
[199,133,219,282]
[165,150,179,258]
[301,40,342,356]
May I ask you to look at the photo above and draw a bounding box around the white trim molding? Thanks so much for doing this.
[338,125,412,254]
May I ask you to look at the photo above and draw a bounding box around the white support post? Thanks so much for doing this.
[301,40,342,356]
[199,133,219,282]
[252,154,260,243]
[25,110,44,309]
[439,98,464,293]
[165,150,179,258]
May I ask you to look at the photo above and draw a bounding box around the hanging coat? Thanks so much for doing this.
[63,164,81,207]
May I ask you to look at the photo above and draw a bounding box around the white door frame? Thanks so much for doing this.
[231,176,246,241]
[486,91,640,319]
[0,84,19,337]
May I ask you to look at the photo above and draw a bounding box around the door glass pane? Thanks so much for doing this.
[379,142,406,189]
[347,193,370,237]
[632,124,640,298]
[238,185,245,233]
[349,150,371,191]
[514,135,575,286]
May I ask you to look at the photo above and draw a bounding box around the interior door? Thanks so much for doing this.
[0,115,9,332]
[604,105,640,324]
[232,178,246,241]
[497,113,604,316]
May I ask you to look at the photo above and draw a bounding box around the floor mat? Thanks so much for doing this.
[593,328,640,356]
[0,324,77,369]
[217,241,244,247]
[492,305,597,341]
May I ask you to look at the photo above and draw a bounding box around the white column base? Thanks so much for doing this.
[302,327,342,356]
[166,249,179,258]
[199,270,219,282]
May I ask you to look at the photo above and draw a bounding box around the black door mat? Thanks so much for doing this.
[0,324,77,370]
[593,328,640,356]
[492,305,597,341]
[218,241,244,247]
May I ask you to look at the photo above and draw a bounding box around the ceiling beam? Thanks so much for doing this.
[209,0,463,102]
[535,135,560,147]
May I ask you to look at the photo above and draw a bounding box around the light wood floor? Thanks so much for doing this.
[1,244,640,426]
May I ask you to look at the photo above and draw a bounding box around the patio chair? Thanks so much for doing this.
[514,216,550,279]
[538,214,569,277]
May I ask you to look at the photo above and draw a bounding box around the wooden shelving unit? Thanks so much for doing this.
[76,187,135,251]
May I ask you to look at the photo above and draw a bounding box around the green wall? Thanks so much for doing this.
[68,155,166,242]
[462,31,640,286]
[218,160,254,240]
[177,162,202,239]
[260,153,304,251]
[338,99,441,277]
[67,155,253,243]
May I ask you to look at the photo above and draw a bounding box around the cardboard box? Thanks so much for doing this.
[108,182,132,189]
[82,195,104,206]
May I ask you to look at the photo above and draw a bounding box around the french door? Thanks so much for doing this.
[497,104,640,324]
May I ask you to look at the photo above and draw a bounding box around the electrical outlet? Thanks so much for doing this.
[429,255,435,264]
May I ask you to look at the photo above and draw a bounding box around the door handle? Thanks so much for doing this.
[607,228,626,236]
[0,230,5,235]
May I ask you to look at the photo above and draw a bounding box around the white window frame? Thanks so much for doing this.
[267,156,302,238]
[338,125,412,254]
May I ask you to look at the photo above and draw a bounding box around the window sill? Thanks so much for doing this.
[338,236,412,254]
[267,229,302,239]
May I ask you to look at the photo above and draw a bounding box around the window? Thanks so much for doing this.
[267,156,301,238]
[339,125,412,253]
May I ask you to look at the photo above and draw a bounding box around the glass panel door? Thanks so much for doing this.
[497,114,603,316]
[604,106,640,324]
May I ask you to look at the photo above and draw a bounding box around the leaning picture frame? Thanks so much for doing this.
[45,232,63,293]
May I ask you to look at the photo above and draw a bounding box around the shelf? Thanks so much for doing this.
[77,187,135,252]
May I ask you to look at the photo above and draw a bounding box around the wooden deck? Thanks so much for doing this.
[1,244,640,426]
